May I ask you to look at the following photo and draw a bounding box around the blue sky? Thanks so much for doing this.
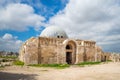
[0,0,120,52]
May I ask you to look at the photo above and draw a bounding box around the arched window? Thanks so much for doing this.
[66,45,72,49]
[57,35,59,38]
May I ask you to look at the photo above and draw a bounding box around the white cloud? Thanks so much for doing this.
[0,33,23,52]
[0,3,45,31]
[2,33,13,40]
[49,0,120,37]
[48,0,120,52]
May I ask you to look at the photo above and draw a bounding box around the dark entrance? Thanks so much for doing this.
[101,55,107,62]
[65,41,76,64]
[66,52,72,64]
[104,56,107,61]
[66,44,72,64]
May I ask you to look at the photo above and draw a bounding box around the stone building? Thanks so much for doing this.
[110,53,120,62]
[19,26,116,65]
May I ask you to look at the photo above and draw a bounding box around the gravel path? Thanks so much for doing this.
[0,62,120,80]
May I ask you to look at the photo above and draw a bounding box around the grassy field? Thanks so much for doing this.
[13,61,109,68]
[28,64,70,69]
[13,60,24,66]
[77,61,102,66]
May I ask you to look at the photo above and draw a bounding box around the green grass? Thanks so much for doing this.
[28,64,70,69]
[13,60,24,66]
[0,66,4,70]
[106,60,112,62]
[77,61,101,66]
[0,66,4,68]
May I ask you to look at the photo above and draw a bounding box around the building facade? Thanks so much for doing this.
[19,26,119,65]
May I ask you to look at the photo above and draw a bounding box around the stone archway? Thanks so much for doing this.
[65,40,77,64]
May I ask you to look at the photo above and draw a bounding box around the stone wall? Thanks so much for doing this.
[38,37,65,64]
[95,46,103,62]
[19,37,120,65]
[76,40,96,63]
[19,37,38,65]
[110,53,120,62]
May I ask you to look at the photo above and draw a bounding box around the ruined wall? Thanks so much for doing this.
[103,52,111,61]
[19,36,120,65]
[95,46,103,62]
[19,37,38,65]
[38,37,65,64]
[110,53,120,62]
[76,40,96,63]
[83,41,96,62]
[95,47,116,62]
[76,40,84,63]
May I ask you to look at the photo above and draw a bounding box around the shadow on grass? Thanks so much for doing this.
[0,72,37,80]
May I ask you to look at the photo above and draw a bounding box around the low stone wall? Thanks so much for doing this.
[0,62,12,67]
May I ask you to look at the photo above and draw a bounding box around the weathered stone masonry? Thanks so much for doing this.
[19,26,120,65]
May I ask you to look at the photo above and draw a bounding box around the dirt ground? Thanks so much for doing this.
[0,62,120,80]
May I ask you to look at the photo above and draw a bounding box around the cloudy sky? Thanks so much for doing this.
[0,0,120,52]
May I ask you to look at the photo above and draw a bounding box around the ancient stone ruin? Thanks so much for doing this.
[19,26,120,65]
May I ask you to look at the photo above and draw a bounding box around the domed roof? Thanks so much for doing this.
[40,26,68,38]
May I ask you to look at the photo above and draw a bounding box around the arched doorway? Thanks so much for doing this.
[65,41,76,64]
[104,56,107,61]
